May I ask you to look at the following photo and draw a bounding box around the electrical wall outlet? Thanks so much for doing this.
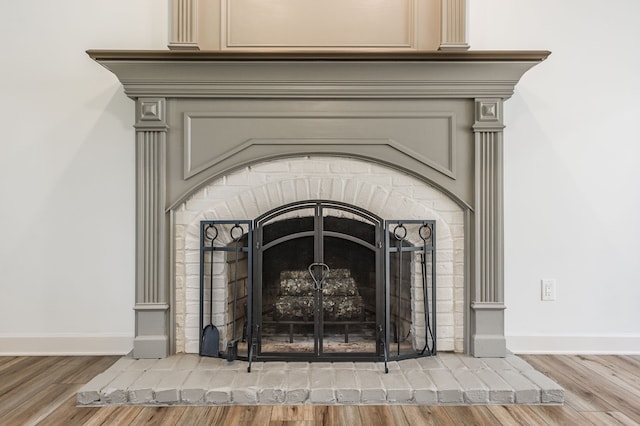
[541,279,556,301]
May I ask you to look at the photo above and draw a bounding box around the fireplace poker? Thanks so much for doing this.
[227,224,243,361]
[419,223,435,355]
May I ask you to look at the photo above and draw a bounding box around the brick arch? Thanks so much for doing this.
[175,156,464,353]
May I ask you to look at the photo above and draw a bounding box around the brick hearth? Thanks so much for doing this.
[78,352,563,406]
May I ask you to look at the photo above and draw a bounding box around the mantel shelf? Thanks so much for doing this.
[87,49,551,101]
[87,50,551,63]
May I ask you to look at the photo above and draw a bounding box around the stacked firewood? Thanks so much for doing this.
[273,269,363,321]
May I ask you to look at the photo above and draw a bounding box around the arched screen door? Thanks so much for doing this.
[254,200,384,360]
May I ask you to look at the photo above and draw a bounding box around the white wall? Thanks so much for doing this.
[0,1,638,354]
[469,0,640,353]
[0,1,166,354]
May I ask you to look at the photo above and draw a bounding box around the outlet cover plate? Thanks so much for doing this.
[541,279,556,301]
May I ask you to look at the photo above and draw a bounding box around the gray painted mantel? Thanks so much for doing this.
[88,50,550,359]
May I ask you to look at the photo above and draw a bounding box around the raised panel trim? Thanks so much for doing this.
[183,111,456,180]
[221,0,417,50]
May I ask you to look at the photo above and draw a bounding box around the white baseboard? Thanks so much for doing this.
[0,334,133,356]
[3,333,638,356]
[507,334,640,355]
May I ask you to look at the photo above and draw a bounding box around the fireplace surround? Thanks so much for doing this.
[88,50,550,359]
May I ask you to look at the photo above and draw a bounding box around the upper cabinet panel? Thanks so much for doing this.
[169,0,465,51]
[224,0,417,49]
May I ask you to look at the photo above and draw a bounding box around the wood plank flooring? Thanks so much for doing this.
[0,354,638,425]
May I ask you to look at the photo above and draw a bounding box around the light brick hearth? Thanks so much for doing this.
[77,352,563,406]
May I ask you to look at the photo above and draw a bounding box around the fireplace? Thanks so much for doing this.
[88,50,549,359]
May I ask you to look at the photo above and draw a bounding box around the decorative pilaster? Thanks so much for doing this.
[471,98,506,357]
[439,0,470,51]
[169,0,200,50]
[133,98,170,358]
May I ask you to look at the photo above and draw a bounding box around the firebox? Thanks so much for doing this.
[198,200,436,370]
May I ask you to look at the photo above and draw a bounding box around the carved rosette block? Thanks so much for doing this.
[133,98,170,358]
[440,0,470,51]
[471,98,506,357]
[139,98,164,123]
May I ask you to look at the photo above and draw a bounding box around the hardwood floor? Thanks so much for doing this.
[0,355,638,425]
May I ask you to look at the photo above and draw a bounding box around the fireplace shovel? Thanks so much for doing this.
[201,226,220,357]
[201,322,219,358]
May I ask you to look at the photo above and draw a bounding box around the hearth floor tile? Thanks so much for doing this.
[76,353,564,406]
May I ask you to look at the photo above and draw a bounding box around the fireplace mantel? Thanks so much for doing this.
[88,50,549,99]
[88,50,549,358]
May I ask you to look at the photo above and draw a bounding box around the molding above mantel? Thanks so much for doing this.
[87,50,550,100]
[167,0,469,51]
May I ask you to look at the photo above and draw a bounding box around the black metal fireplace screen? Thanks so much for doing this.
[198,200,436,372]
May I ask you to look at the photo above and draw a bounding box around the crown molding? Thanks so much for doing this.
[88,50,550,100]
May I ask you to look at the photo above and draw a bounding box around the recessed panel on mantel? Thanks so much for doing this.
[184,112,455,179]
[223,0,436,49]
